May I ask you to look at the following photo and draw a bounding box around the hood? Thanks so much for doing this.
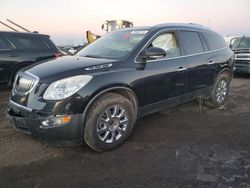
[25,56,119,83]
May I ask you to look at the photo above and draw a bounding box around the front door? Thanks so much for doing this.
[139,32,188,112]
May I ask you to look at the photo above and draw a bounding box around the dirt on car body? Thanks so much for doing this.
[0,76,250,187]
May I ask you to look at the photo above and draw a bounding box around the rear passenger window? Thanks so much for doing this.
[180,31,204,55]
[204,32,227,50]
[0,35,13,50]
[12,35,49,50]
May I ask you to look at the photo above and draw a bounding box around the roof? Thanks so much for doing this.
[152,23,211,31]
[116,23,212,33]
[0,30,49,37]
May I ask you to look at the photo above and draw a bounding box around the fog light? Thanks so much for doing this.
[41,115,71,128]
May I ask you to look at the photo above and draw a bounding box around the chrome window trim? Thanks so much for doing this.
[10,100,32,112]
[134,27,227,63]
[141,47,227,63]
[0,49,13,51]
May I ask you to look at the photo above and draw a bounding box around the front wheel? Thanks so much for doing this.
[208,72,231,107]
[84,93,135,152]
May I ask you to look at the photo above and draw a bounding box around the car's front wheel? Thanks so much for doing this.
[84,92,135,152]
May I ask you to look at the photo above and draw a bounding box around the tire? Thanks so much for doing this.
[84,92,136,152]
[208,72,231,108]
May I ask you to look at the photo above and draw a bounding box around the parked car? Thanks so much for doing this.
[229,36,250,74]
[0,31,61,87]
[7,23,234,151]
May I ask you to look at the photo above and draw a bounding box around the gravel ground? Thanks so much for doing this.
[0,76,250,188]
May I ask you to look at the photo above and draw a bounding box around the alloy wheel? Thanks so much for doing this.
[96,105,129,144]
[215,79,228,104]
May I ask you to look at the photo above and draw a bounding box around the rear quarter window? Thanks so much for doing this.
[203,32,227,51]
[11,35,50,50]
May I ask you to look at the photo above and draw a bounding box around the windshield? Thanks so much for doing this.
[77,30,148,60]
[231,37,250,49]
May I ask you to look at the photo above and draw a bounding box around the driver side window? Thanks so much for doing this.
[149,33,180,58]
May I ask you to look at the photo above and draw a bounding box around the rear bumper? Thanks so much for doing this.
[7,101,84,145]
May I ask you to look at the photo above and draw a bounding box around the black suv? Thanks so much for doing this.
[7,23,234,151]
[0,31,60,87]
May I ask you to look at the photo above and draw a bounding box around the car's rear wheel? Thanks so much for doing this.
[208,72,231,107]
[84,92,135,152]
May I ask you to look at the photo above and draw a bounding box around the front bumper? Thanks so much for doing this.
[7,101,84,145]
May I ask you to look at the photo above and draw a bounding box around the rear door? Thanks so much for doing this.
[0,33,17,86]
[179,30,217,92]
[7,34,58,64]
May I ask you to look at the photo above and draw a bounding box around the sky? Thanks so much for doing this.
[1,0,250,45]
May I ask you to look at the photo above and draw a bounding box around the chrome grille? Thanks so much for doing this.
[235,60,250,65]
[236,54,250,59]
[14,72,38,95]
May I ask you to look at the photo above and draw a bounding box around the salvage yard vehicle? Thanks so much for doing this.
[230,36,250,74]
[7,23,234,151]
[0,31,61,87]
[86,20,133,44]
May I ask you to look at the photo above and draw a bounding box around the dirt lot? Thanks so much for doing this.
[0,76,250,188]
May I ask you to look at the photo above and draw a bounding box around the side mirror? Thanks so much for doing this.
[141,47,166,62]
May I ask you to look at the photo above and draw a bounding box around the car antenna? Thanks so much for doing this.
[6,19,31,32]
[0,20,19,32]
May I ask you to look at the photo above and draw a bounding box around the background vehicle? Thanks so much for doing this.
[101,20,133,32]
[0,31,61,87]
[86,20,133,44]
[230,36,250,74]
[7,23,234,152]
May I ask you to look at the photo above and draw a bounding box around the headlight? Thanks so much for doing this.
[43,75,92,100]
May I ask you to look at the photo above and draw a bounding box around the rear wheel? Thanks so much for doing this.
[208,72,231,107]
[84,93,135,152]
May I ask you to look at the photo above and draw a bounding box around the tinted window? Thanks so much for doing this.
[181,31,204,55]
[12,35,49,50]
[0,35,12,50]
[150,32,180,58]
[204,32,227,50]
[230,37,250,49]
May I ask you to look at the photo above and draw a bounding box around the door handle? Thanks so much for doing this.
[9,54,18,57]
[177,67,187,71]
[208,61,215,65]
